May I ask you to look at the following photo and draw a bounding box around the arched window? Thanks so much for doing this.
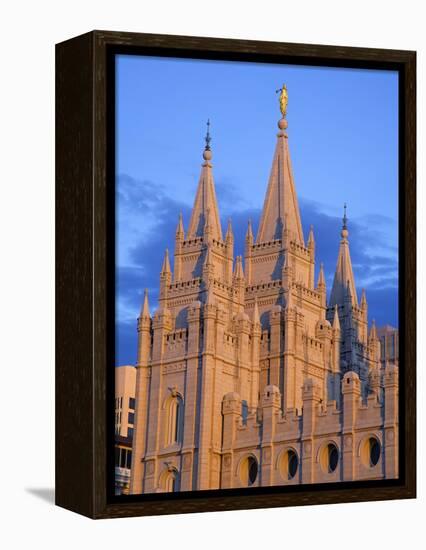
[165,394,183,446]
[161,467,180,492]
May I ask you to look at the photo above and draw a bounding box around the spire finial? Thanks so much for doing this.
[203,119,212,161]
[205,119,211,151]
[276,84,289,131]
[341,203,349,239]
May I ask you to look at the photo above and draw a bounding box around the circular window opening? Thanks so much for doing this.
[361,437,381,467]
[320,443,339,473]
[281,449,299,480]
[369,438,381,466]
[240,456,258,486]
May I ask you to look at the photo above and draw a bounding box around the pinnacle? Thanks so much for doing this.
[161,248,171,274]
[140,288,150,318]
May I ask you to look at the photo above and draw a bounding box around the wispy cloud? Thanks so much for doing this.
[116,175,398,365]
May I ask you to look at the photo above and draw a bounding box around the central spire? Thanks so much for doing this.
[186,120,223,241]
[256,87,304,245]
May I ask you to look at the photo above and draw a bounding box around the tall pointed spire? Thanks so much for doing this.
[187,120,223,241]
[256,87,304,245]
[329,204,358,308]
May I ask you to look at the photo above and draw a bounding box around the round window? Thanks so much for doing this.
[281,449,299,480]
[361,437,381,467]
[369,438,381,466]
[240,456,258,486]
[320,443,339,473]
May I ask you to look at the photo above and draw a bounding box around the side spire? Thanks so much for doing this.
[246,219,254,242]
[329,204,358,308]
[187,120,223,241]
[161,248,171,274]
[140,288,150,318]
[175,212,184,239]
[253,296,260,325]
[234,255,245,280]
[256,86,304,245]
[225,218,234,243]
[332,304,341,331]
[317,262,325,288]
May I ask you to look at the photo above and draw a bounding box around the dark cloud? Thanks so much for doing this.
[115,176,398,365]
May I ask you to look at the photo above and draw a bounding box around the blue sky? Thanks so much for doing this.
[116,54,398,366]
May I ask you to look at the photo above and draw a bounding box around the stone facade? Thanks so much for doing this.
[129,110,399,494]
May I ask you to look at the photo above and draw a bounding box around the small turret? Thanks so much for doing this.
[161,248,171,275]
[332,305,341,333]
[245,219,253,243]
[252,296,261,327]
[233,255,245,281]
[316,262,326,308]
[307,225,315,252]
[369,319,378,341]
[360,288,367,310]
[140,288,150,319]
[225,218,234,244]
[175,212,184,241]
[202,244,215,283]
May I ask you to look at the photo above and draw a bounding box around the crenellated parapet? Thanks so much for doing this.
[220,369,398,488]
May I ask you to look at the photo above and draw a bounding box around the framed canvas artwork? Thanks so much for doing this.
[56,30,416,518]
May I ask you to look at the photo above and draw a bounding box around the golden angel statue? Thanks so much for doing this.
[276,84,288,117]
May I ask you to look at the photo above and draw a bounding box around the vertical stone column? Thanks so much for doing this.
[210,304,227,489]
[301,378,321,484]
[245,221,253,285]
[130,311,151,494]
[180,301,201,491]
[173,214,184,282]
[143,307,172,493]
[250,311,261,409]
[196,299,217,490]
[269,305,282,393]
[260,385,281,485]
[221,392,241,488]
[283,299,296,410]
[383,365,398,478]
[236,312,251,403]
[341,371,361,481]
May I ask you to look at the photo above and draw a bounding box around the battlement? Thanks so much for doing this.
[222,370,397,486]
[250,239,282,254]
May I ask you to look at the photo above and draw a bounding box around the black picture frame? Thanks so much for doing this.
[56,30,416,519]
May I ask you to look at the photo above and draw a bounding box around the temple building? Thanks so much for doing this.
[129,93,398,494]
